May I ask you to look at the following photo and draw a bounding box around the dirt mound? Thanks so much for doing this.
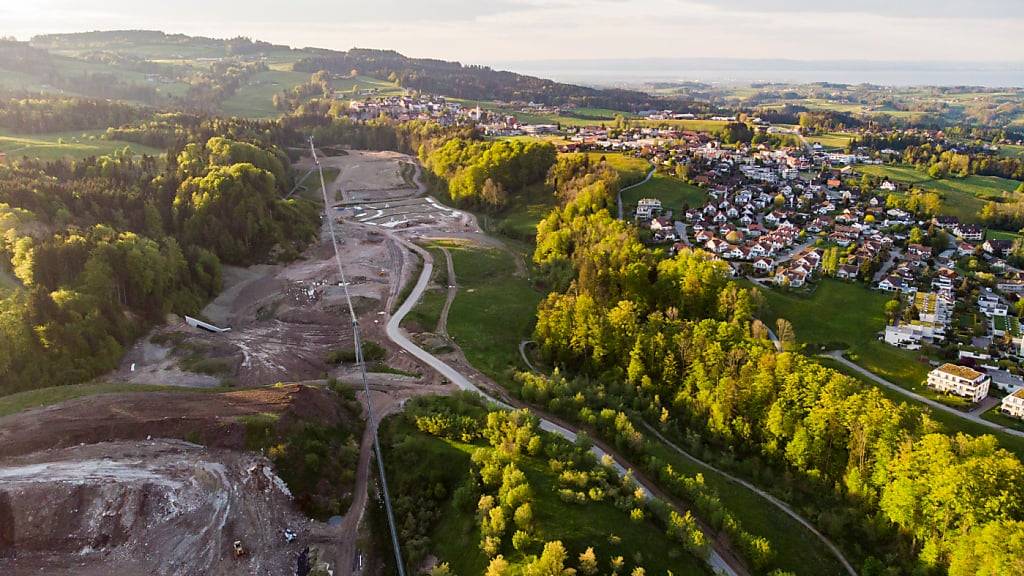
[0,440,308,576]
[0,384,342,459]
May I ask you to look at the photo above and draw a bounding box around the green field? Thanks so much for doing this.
[755,280,931,391]
[981,404,1024,433]
[381,407,708,576]
[857,164,932,184]
[0,129,164,160]
[0,381,231,417]
[291,166,339,201]
[445,242,545,383]
[857,164,1023,222]
[221,72,403,118]
[403,245,450,333]
[807,132,854,150]
[583,152,651,185]
[995,144,1024,158]
[622,173,707,214]
[985,228,1023,241]
[219,70,312,118]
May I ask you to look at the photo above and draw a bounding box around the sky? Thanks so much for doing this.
[2,0,1023,65]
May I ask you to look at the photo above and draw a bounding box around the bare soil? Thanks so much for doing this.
[0,384,352,576]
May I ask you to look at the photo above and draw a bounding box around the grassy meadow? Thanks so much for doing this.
[755,280,932,391]
[0,129,163,160]
[621,173,707,214]
[444,242,545,383]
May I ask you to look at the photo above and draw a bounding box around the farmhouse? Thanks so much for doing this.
[926,364,990,403]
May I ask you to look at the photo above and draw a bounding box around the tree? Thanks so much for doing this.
[480,178,508,210]
[775,318,796,350]
[525,541,571,576]
[949,520,1024,576]
[578,547,598,575]
[884,300,901,325]
[429,563,453,576]
[486,555,510,576]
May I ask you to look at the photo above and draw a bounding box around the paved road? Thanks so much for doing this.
[674,221,691,246]
[822,351,1024,439]
[617,164,656,220]
[872,248,903,283]
[386,238,741,576]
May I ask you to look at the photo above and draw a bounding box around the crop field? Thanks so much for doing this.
[621,173,707,214]
[0,129,163,160]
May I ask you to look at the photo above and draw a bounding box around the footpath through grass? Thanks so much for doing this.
[444,241,545,384]
[640,424,850,575]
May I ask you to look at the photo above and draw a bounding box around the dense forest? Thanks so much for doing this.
[421,138,557,211]
[0,110,321,394]
[513,152,1024,575]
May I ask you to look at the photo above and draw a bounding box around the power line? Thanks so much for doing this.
[310,137,406,576]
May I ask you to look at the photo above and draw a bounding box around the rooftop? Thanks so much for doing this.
[935,363,985,381]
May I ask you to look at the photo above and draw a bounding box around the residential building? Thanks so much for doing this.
[926,364,990,403]
[1001,390,1024,420]
[635,198,663,221]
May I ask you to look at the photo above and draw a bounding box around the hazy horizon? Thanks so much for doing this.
[4,1,1024,66]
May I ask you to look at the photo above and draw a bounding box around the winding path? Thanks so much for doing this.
[519,340,857,576]
[435,247,457,336]
[617,164,656,220]
[385,237,743,576]
[822,350,1024,439]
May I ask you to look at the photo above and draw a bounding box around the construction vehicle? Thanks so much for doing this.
[233,540,246,558]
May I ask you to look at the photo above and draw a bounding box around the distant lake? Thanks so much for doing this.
[495,64,1024,89]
